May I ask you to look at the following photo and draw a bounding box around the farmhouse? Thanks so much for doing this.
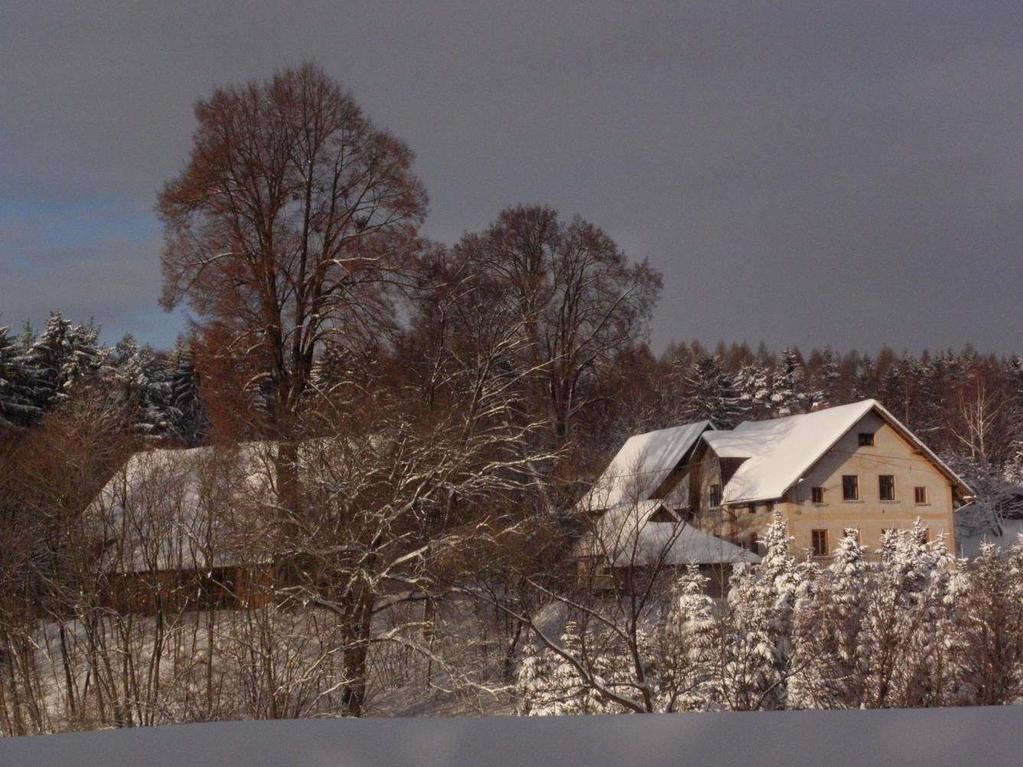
[573,420,759,592]
[86,442,278,612]
[578,399,973,565]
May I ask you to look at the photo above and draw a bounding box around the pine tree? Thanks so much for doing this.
[0,325,41,430]
[676,355,749,428]
[790,529,869,708]
[955,541,1023,704]
[736,360,772,420]
[808,346,841,409]
[516,622,606,715]
[20,312,105,413]
[109,335,173,439]
[659,565,721,711]
[857,524,961,708]
[168,343,208,446]
[722,514,804,710]
[770,347,813,417]
[515,640,556,716]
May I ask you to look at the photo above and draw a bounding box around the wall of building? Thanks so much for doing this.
[689,445,770,552]
[781,410,956,555]
[686,410,957,558]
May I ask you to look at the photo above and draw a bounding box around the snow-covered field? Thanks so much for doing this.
[1,706,1021,766]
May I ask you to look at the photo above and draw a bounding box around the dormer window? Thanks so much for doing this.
[858,432,875,447]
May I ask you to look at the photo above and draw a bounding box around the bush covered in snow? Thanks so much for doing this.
[517,515,1023,715]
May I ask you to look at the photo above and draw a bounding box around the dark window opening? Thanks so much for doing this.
[811,529,829,557]
[879,475,895,501]
[842,475,859,501]
[914,486,927,504]
[811,486,824,504]
[709,484,722,507]
[858,432,875,446]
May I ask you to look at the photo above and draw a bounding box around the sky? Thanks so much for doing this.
[2,1,1022,355]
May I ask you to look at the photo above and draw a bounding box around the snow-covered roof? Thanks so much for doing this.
[87,442,280,573]
[701,399,971,505]
[575,421,712,512]
[575,500,760,567]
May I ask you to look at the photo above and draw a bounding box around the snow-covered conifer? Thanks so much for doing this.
[721,514,803,710]
[168,343,207,445]
[0,325,41,430]
[659,565,721,711]
[20,312,106,412]
[676,355,749,428]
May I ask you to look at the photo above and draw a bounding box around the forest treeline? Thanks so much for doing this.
[2,309,1021,500]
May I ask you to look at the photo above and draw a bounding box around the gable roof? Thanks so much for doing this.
[701,399,972,505]
[87,442,280,573]
[575,500,760,567]
[575,421,712,512]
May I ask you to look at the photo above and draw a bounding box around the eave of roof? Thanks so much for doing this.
[575,420,713,512]
[703,399,972,506]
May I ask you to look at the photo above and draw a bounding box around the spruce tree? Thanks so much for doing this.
[168,342,208,446]
[677,354,748,427]
[0,325,41,430]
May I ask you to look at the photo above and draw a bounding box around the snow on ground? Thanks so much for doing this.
[2,706,1022,766]
[957,516,1023,558]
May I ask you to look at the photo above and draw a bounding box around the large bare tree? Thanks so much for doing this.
[158,62,427,441]
[451,205,662,450]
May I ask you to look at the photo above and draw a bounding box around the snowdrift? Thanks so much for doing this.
[1,706,1020,767]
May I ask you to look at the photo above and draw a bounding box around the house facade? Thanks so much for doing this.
[580,400,972,562]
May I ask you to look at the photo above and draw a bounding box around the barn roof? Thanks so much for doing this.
[575,500,760,567]
[87,442,279,573]
[701,399,972,505]
[575,421,712,513]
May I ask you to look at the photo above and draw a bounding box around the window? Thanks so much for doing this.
[765,500,775,514]
[842,475,859,501]
[858,432,875,446]
[914,486,927,504]
[811,486,824,504]
[879,475,896,501]
[811,529,829,557]
[709,484,722,507]
[747,503,756,515]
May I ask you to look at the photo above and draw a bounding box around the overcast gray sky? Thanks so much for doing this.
[2,1,1022,354]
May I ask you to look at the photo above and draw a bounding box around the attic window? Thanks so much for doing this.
[858,432,875,447]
